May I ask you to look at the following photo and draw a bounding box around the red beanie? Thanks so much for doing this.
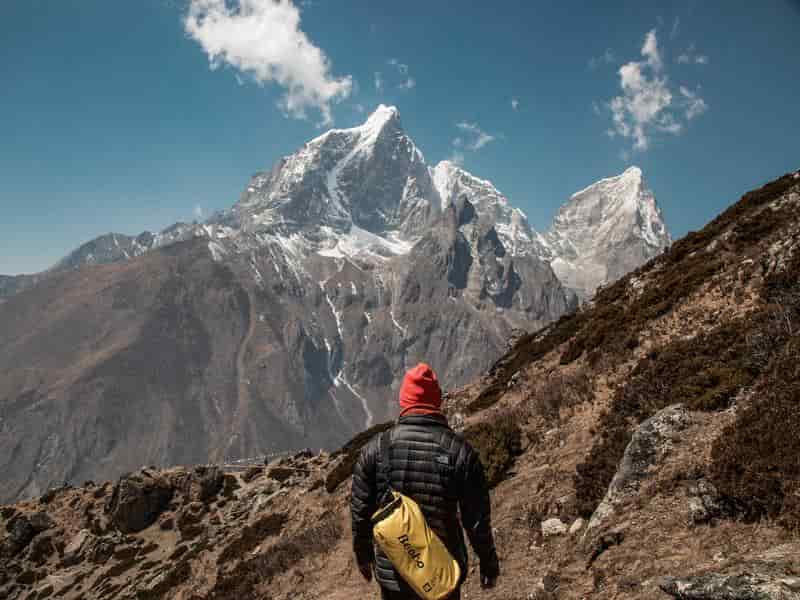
[399,363,443,417]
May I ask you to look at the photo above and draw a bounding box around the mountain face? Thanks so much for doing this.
[0,106,573,503]
[538,166,671,299]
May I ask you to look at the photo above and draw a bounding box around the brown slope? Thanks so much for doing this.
[0,239,261,503]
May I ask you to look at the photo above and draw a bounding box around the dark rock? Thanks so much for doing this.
[87,536,116,564]
[113,544,139,561]
[687,479,728,525]
[267,466,296,482]
[16,567,42,585]
[28,512,55,533]
[222,474,240,498]
[169,544,188,560]
[39,486,67,505]
[659,572,800,599]
[157,512,175,531]
[6,516,36,554]
[105,470,173,533]
[0,506,17,520]
[177,502,206,539]
[27,530,60,564]
[187,465,225,503]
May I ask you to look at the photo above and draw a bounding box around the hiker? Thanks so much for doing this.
[351,363,500,599]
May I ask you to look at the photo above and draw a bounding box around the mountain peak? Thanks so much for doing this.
[365,104,399,123]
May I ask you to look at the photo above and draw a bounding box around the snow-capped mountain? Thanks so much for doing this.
[0,106,573,502]
[432,160,547,258]
[538,166,671,299]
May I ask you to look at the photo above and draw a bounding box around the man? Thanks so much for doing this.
[351,363,500,599]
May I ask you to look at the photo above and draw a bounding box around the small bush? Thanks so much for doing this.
[463,413,523,488]
[709,338,800,529]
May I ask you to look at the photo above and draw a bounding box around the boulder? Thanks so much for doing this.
[26,529,62,564]
[185,466,224,503]
[267,466,297,483]
[541,518,568,538]
[6,516,36,555]
[687,479,726,525]
[28,512,55,533]
[569,518,585,535]
[105,470,174,533]
[659,572,800,599]
[177,502,206,539]
[586,405,691,535]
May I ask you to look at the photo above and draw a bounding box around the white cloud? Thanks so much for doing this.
[184,0,353,126]
[588,48,615,69]
[641,29,662,71]
[374,71,383,93]
[456,121,496,150]
[677,43,709,65]
[680,86,708,119]
[511,97,520,111]
[387,58,415,91]
[354,103,365,114]
[605,28,706,152]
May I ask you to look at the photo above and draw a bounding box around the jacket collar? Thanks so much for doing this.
[397,413,450,428]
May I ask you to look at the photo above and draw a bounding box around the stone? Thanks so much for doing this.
[27,530,59,564]
[105,470,173,533]
[177,502,206,539]
[186,465,225,503]
[267,466,297,482]
[569,518,585,535]
[659,572,800,599]
[222,474,240,498]
[687,479,726,525]
[541,518,567,538]
[157,512,175,531]
[28,512,55,533]
[587,405,691,534]
[6,516,36,555]
[86,536,116,564]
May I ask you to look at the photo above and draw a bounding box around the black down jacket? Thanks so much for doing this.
[351,414,499,593]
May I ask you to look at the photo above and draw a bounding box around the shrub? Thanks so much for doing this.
[463,413,523,488]
[709,338,800,529]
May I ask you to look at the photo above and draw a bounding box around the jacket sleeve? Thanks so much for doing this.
[350,436,379,566]
[458,445,500,578]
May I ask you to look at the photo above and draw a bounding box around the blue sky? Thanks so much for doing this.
[1,0,798,274]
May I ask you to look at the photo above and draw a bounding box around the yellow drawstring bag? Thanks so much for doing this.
[371,431,461,600]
